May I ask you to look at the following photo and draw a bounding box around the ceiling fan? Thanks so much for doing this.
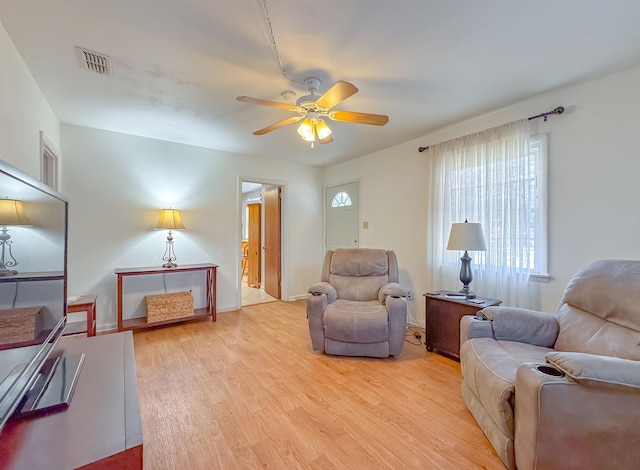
[236,77,389,147]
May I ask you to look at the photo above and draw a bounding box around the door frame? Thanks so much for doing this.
[237,176,287,309]
[324,178,361,253]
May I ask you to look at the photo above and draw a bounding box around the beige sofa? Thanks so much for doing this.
[459,259,640,470]
[307,248,408,358]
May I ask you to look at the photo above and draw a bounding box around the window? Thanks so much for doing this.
[528,135,548,276]
[428,120,548,308]
[331,191,352,208]
[447,134,548,275]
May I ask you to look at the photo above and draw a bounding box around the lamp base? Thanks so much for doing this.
[161,230,178,268]
[458,251,475,299]
[0,268,18,276]
[459,286,476,299]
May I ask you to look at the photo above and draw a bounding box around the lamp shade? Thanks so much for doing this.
[447,221,486,251]
[315,119,332,139]
[155,209,186,230]
[297,118,315,141]
[0,199,31,226]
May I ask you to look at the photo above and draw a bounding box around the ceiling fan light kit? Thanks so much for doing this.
[297,115,332,148]
[236,77,388,147]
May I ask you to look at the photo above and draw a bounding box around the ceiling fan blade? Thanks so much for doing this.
[237,96,300,112]
[253,115,302,135]
[329,110,389,126]
[315,81,359,110]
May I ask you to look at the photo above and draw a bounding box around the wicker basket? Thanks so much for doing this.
[0,307,43,345]
[145,292,194,323]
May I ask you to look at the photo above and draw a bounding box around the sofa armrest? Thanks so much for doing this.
[482,306,559,347]
[378,282,408,304]
[545,351,640,387]
[460,315,496,347]
[514,359,640,470]
[308,282,337,303]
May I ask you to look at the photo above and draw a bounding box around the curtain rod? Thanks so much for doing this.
[417,105,565,152]
[527,106,565,122]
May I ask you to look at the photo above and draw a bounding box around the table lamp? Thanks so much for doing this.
[446,219,486,298]
[0,199,31,276]
[155,208,186,268]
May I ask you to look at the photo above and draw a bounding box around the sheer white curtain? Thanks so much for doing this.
[427,119,542,308]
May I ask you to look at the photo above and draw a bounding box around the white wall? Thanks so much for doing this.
[0,22,60,179]
[325,64,640,325]
[61,125,323,330]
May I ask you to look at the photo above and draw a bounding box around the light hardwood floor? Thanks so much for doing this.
[133,300,504,469]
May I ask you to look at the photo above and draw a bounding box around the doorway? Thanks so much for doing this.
[240,181,282,306]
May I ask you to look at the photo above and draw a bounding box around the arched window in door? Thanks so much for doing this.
[331,191,352,208]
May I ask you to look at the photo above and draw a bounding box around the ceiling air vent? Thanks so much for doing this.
[75,46,112,75]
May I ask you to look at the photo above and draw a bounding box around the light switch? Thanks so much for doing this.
[363,221,369,229]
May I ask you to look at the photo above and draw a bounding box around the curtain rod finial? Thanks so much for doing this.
[418,146,429,152]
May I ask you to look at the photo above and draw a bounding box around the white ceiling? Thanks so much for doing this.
[2,1,640,167]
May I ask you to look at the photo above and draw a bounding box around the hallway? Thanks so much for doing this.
[241,273,277,306]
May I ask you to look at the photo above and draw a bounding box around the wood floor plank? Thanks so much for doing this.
[133,299,504,469]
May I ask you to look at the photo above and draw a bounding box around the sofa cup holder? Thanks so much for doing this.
[537,365,565,377]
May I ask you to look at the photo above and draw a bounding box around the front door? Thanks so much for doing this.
[326,182,359,250]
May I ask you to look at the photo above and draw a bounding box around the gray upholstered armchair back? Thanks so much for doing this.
[321,248,399,301]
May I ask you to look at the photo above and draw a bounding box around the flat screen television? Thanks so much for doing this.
[0,159,82,433]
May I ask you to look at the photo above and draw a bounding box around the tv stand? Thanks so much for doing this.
[0,332,143,469]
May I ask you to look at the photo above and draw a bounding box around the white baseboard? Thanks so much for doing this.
[97,322,117,334]
[287,294,307,301]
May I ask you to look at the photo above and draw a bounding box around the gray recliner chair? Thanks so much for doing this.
[307,248,408,358]
[460,259,640,470]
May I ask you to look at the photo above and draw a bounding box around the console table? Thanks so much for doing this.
[115,263,217,332]
[424,290,501,360]
[0,332,143,469]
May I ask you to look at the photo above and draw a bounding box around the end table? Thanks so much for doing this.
[424,290,501,360]
[67,294,98,337]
